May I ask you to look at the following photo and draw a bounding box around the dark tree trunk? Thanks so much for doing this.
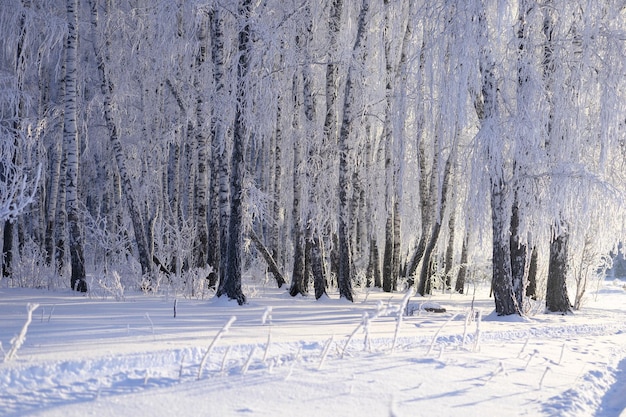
[406,235,426,280]
[417,143,455,296]
[526,246,538,299]
[510,196,526,308]
[491,180,518,315]
[417,221,441,296]
[249,230,285,288]
[2,221,13,278]
[382,214,397,292]
[335,0,369,302]
[455,232,469,294]
[216,0,251,305]
[444,187,456,289]
[475,1,519,315]
[308,235,327,299]
[546,228,572,313]
[367,237,381,288]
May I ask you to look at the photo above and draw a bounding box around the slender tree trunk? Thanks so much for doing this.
[309,236,327,298]
[208,8,228,289]
[324,0,343,146]
[193,11,210,271]
[294,5,319,297]
[381,0,408,293]
[216,0,251,305]
[209,9,232,291]
[336,0,370,302]
[417,139,456,296]
[323,0,343,291]
[509,0,532,310]
[56,145,67,276]
[64,0,86,292]
[249,229,285,287]
[509,194,526,307]
[289,73,307,297]
[45,133,62,267]
[269,86,283,268]
[405,42,428,281]
[444,191,456,289]
[526,246,538,299]
[2,222,13,279]
[455,231,469,294]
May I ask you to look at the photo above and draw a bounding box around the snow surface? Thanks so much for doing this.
[2,279,626,417]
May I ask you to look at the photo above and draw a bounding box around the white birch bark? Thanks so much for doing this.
[209,7,231,290]
[64,0,86,292]
[193,11,210,272]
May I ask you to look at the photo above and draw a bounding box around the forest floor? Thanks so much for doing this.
[1,276,626,417]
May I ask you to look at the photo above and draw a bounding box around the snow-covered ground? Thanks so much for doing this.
[2,278,626,417]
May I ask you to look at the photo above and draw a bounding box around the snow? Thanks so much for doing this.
[1,279,626,417]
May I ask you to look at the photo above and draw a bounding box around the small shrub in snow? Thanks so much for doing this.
[95,271,125,301]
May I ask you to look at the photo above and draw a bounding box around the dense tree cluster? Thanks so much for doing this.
[1,0,625,314]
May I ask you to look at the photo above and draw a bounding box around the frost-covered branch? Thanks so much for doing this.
[4,303,39,362]
[0,134,40,223]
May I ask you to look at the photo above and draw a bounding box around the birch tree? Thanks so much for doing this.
[381,0,407,293]
[209,6,231,290]
[474,0,519,315]
[542,0,576,314]
[63,0,87,292]
[289,4,316,297]
[336,0,370,302]
[216,0,251,305]
[192,9,210,274]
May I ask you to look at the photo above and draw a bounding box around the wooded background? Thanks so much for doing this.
[1,0,625,314]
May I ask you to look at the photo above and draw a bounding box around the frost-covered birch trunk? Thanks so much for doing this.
[216,0,250,305]
[543,1,571,314]
[381,0,406,293]
[475,0,518,315]
[322,0,343,286]
[210,8,231,290]
[405,43,429,280]
[292,5,319,297]
[44,129,62,267]
[299,6,326,300]
[336,0,370,302]
[509,0,533,309]
[417,145,455,296]
[444,181,456,289]
[193,11,210,272]
[289,73,306,297]
[64,0,86,292]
